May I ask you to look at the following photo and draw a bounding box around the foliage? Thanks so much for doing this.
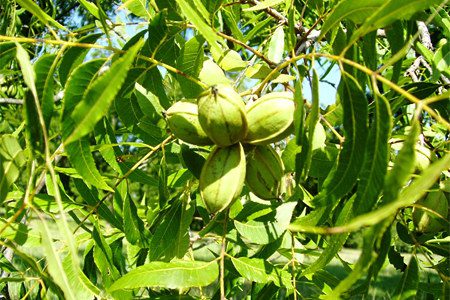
[1,0,450,299]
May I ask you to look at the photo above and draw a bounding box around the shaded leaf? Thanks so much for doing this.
[109,260,219,291]
[59,33,103,86]
[176,35,205,98]
[149,195,195,261]
[354,93,392,214]
[312,73,368,209]
[65,138,113,191]
[61,59,106,120]
[231,257,292,288]
[123,195,148,246]
[392,256,419,300]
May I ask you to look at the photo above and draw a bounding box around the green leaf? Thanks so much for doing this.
[92,222,121,287]
[63,40,143,145]
[114,94,144,128]
[434,43,450,77]
[244,0,285,11]
[176,35,205,98]
[59,33,103,86]
[15,43,38,101]
[218,49,247,71]
[392,257,419,300]
[302,69,320,179]
[319,0,385,39]
[149,195,195,261]
[302,196,355,276]
[0,42,16,69]
[135,83,164,119]
[73,179,122,230]
[231,257,292,288]
[349,0,443,45]
[199,59,232,86]
[312,73,368,208]
[38,219,77,300]
[61,254,100,300]
[61,59,106,120]
[290,153,450,234]
[267,26,285,64]
[108,260,219,291]
[354,93,392,214]
[175,0,224,60]
[234,202,297,245]
[0,135,26,205]
[65,138,113,191]
[119,0,152,20]
[385,21,406,84]
[35,54,57,129]
[15,0,68,31]
[141,67,171,110]
[383,120,420,204]
[78,0,100,19]
[123,195,147,246]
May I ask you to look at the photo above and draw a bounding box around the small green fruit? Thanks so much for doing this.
[245,145,284,200]
[200,143,246,213]
[165,101,213,146]
[244,92,295,145]
[197,85,248,147]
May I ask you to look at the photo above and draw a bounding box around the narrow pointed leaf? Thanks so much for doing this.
[149,196,195,261]
[15,0,68,31]
[63,41,143,145]
[35,54,57,129]
[354,94,392,214]
[392,257,419,300]
[349,0,443,45]
[38,219,77,300]
[175,0,223,59]
[62,59,106,120]
[109,260,219,291]
[59,33,103,86]
[319,0,385,39]
[312,73,368,208]
[65,138,113,191]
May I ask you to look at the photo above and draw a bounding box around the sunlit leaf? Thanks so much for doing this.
[234,202,297,245]
[109,260,219,291]
[15,0,68,31]
[0,135,26,205]
[63,41,143,145]
[34,54,57,128]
